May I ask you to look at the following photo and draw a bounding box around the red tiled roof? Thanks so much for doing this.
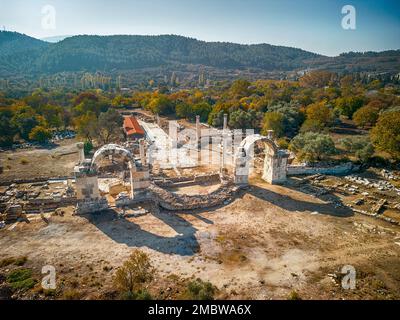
[124,116,145,136]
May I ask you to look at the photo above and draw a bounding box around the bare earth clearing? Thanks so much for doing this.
[1,176,399,300]
[0,139,78,181]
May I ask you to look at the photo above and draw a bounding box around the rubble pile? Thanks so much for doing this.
[380,169,399,181]
[0,180,77,223]
[304,173,400,225]
[344,175,400,195]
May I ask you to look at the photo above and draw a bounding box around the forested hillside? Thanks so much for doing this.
[1,31,399,81]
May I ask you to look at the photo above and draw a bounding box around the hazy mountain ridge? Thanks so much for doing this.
[0,31,399,80]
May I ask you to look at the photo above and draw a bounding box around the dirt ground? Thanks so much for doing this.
[0,139,78,181]
[1,176,399,300]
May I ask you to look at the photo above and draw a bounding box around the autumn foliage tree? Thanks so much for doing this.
[301,102,335,133]
[299,70,335,88]
[28,125,52,143]
[353,105,380,128]
[371,111,400,160]
[262,112,285,137]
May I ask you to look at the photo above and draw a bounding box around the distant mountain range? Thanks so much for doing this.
[41,35,73,43]
[1,31,399,84]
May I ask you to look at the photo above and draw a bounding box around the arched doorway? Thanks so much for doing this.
[91,144,141,199]
[233,134,289,185]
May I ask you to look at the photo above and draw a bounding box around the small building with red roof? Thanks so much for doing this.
[123,116,145,141]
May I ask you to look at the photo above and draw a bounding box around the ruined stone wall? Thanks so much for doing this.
[153,173,221,188]
[149,181,236,211]
[23,197,77,213]
[287,162,359,176]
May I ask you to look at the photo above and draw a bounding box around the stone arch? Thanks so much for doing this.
[91,144,138,199]
[91,144,136,172]
[234,134,288,185]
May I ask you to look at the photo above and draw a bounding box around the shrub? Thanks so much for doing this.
[277,137,290,150]
[7,269,37,291]
[0,257,16,267]
[289,132,337,162]
[120,289,152,300]
[182,278,216,300]
[62,289,82,300]
[114,250,154,296]
[20,158,29,165]
[83,140,93,156]
[14,256,28,266]
[287,290,302,300]
[339,136,375,162]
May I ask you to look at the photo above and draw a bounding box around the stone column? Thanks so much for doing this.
[196,115,201,145]
[77,142,85,164]
[128,161,136,199]
[233,147,249,185]
[156,114,160,127]
[139,140,146,165]
[220,141,228,176]
[223,114,228,131]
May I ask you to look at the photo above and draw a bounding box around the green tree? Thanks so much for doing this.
[192,102,212,122]
[0,108,16,147]
[301,102,335,133]
[262,112,285,137]
[371,111,400,160]
[353,105,380,128]
[148,95,174,115]
[335,96,364,118]
[339,136,375,162]
[228,109,262,129]
[11,106,44,140]
[267,101,305,137]
[289,132,337,162]
[74,111,98,144]
[114,250,154,299]
[84,140,93,157]
[28,126,52,143]
[208,109,225,127]
[230,79,251,98]
[97,109,123,144]
[175,103,193,120]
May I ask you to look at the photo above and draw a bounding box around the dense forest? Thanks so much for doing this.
[1,70,399,164]
[1,31,400,82]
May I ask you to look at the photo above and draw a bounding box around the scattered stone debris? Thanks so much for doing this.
[345,175,400,195]
[380,169,398,181]
[124,207,149,218]
[372,199,387,214]
[52,208,65,217]
[4,204,23,223]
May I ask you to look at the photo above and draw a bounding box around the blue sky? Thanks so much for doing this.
[0,0,399,56]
